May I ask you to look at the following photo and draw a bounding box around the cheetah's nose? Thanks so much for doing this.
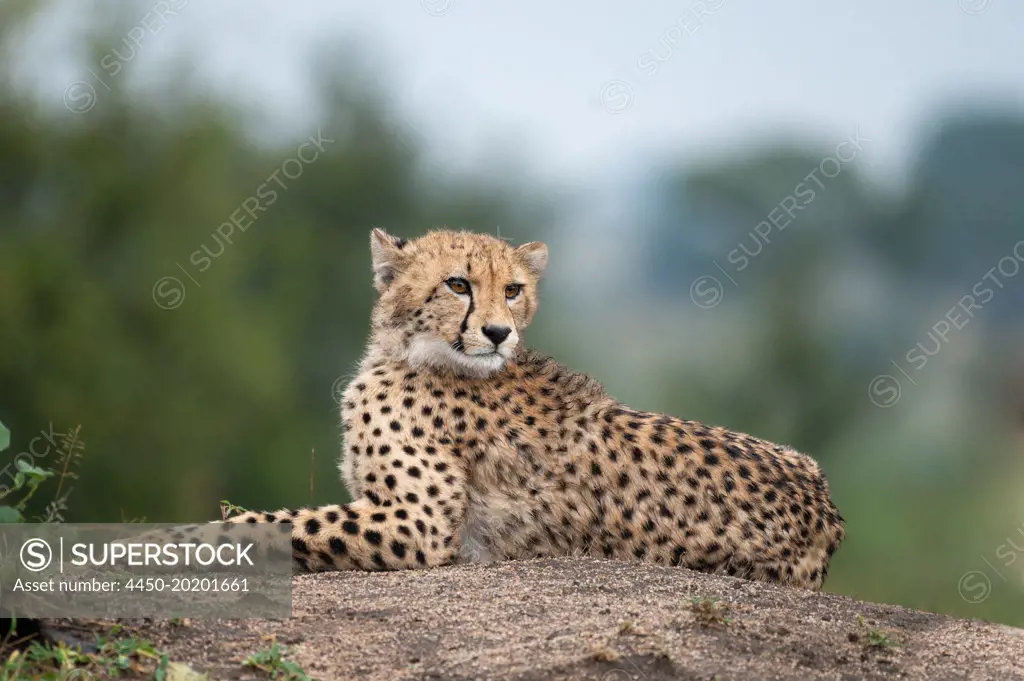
[481,325,512,346]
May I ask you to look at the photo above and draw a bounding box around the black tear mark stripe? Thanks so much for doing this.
[457,260,474,343]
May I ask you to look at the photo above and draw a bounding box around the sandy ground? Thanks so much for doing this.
[133,558,1024,681]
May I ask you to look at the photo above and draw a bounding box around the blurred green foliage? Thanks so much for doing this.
[2,1,1023,629]
[0,1,549,523]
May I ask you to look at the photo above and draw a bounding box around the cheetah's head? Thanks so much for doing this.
[368,228,548,378]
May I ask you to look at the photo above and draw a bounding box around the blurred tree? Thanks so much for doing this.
[0,2,550,522]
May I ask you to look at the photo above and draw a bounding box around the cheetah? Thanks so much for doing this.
[223,228,846,589]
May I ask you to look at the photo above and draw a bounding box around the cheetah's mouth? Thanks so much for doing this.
[452,340,506,359]
[408,337,508,378]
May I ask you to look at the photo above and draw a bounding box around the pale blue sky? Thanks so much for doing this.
[37,0,1024,185]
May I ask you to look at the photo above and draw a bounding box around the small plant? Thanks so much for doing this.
[0,626,174,680]
[0,425,163,681]
[45,427,84,522]
[118,510,148,523]
[220,499,249,520]
[0,423,84,524]
[853,614,898,650]
[242,640,312,681]
[688,596,732,628]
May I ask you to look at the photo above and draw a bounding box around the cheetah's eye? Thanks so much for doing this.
[504,284,523,299]
[446,278,470,295]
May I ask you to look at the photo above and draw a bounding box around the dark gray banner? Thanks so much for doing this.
[0,523,292,618]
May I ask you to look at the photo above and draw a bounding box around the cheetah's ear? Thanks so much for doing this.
[370,228,408,292]
[516,241,548,278]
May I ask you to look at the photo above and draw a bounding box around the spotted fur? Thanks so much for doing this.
[223,228,845,589]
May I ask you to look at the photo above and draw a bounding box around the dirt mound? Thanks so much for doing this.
[139,558,1024,680]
